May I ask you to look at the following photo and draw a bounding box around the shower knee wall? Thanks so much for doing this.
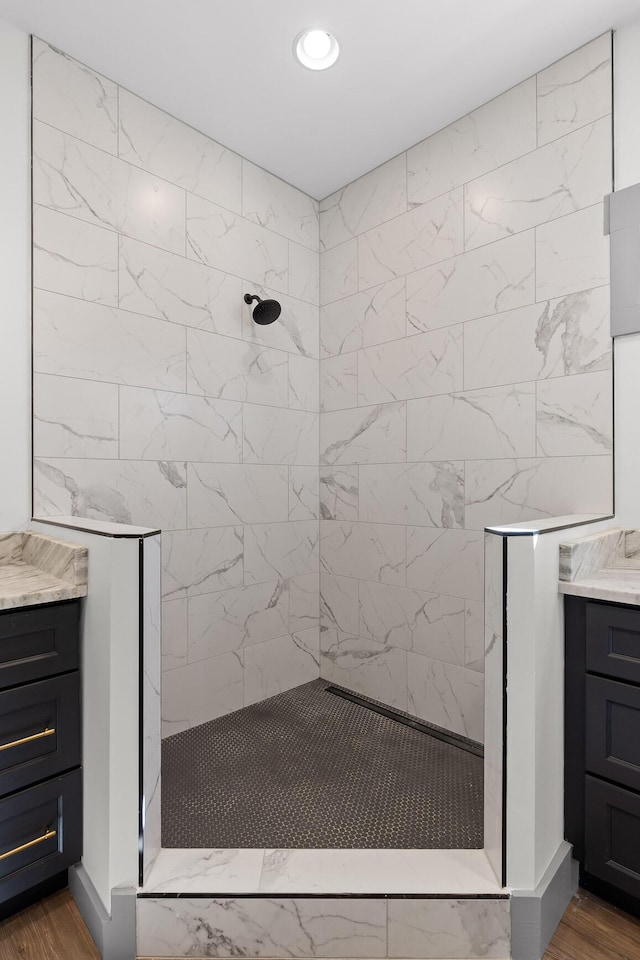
[31,34,613,740]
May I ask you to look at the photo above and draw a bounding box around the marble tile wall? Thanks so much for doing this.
[318,34,613,741]
[32,34,613,747]
[31,39,321,735]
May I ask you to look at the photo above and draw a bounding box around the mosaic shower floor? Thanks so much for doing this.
[161,678,483,849]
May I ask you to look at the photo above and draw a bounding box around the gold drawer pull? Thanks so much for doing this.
[0,828,57,862]
[0,727,55,752]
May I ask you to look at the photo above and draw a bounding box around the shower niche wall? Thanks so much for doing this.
[31,33,613,856]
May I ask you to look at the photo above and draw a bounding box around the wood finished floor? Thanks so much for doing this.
[1,886,639,959]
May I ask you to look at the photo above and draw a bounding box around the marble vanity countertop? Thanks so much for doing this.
[0,531,88,610]
[558,527,640,605]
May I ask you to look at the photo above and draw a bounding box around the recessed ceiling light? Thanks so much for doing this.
[295,29,339,71]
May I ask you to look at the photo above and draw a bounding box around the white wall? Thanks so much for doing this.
[613,20,640,526]
[0,20,31,530]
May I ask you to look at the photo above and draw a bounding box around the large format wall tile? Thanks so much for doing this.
[161,653,244,735]
[321,520,406,584]
[289,466,320,521]
[535,204,610,300]
[244,628,320,705]
[119,235,242,337]
[359,461,465,527]
[358,326,463,404]
[406,231,534,334]
[319,239,358,304]
[162,526,243,599]
[119,89,242,212]
[34,289,186,391]
[187,192,288,292]
[188,581,289,660]
[33,374,118,459]
[137,896,387,958]
[407,79,536,206]
[406,528,484,601]
[290,573,320,632]
[119,388,242,462]
[358,188,463,288]
[186,328,288,406]
[243,406,318,465]
[320,354,358,412]
[32,39,118,154]
[289,354,320,412]
[320,154,407,251]
[187,463,289,527]
[320,466,359,521]
[407,384,536,461]
[320,629,408,710]
[34,206,118,305]
[162,599,188,671]
[33,458,186,530]
[320,402,406,465]
[465,600,485,673]
[463,286,611,390]
[387,897,510,958]
[320,277,405,358]
[321,572,359,635]
[465,116,611,248]
[464,455,612,529]
[34,121,186,254]
[242,161,318,250]
[244,520,319,583]
[359,581,465,663]
[407,653,485,741]
[288,240,320,304]
[537,34,611,146]
[536,371,613,456]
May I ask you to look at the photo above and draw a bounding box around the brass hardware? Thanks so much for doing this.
[0,727,55,752]
[0,828,57,862]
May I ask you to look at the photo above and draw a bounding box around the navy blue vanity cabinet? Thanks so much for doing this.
[565,596,640,917]
[0,598,82,918]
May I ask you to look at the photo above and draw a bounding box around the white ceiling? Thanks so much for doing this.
[0,0,639,199]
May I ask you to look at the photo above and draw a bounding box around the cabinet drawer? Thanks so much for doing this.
[0,674,80,797]
[586,602,640,684]
[585,675,640,793]
[585,776,640,900]
[0,601,80,690]
[0,769,81,905]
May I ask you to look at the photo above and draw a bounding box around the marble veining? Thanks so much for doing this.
[559,527,640,605]
[0,531,88,610]
[137,896,388,958]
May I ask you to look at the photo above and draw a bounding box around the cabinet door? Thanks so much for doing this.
[586,602,640,684]
[585,775,640,900]
[0,673,80,797]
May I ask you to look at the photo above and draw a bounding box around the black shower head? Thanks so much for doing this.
[243,293,281,325]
